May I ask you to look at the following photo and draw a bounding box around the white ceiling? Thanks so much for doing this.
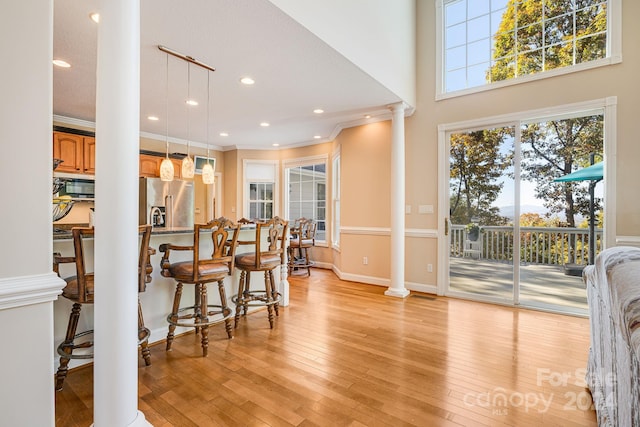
[53,0,402,151]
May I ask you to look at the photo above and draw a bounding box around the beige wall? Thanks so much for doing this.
[51,1,640,288]
[412,0,640,238]
[320,0,640,288]
[222,149,238,219]
[226,143,335,267]
[338,122,392,228]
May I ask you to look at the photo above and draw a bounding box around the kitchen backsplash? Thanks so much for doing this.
[54,200,94,225]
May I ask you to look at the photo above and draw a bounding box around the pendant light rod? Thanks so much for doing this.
[164,52,170,159]
[206,70,210,159]
[158,45,216,72]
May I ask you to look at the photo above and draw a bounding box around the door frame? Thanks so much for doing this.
[437,97,618,301]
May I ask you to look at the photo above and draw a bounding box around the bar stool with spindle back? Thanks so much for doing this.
[233,216,288,329]
[53,225,154,391]
[159,217,240,356]
[288,217,316,277]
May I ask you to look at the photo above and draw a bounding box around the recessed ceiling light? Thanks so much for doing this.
[186,99,198,106]
[313,109,324,114]
[52,59,71,68]
[260,122,270,127]
[89,12,100,23]
[313,135,321,139]
[147,116,159,121]
[272,143,280,147]
[219,132,229,137]
[240,77,255,85]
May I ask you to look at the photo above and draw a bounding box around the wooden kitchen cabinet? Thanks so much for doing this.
[171,158,182,179]
[83,137,96,174]
[139,154,161,177]
[139,154,182,178]
[53,131,95,174]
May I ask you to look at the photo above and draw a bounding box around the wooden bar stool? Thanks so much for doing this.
[233,217,288,329]
[288,217,316,276]
[159,217,240,356]
[54,225,154,391]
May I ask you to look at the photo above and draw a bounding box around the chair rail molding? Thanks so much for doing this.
[616,236,640,247]
[0,273,65,310]
[340,226,438,238]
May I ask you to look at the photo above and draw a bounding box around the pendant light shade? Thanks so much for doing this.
[160,158,174,181]
[181,156,194,178]
[202,162,215,184]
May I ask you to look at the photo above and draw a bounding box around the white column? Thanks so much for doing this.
[94,0,150,426]
[385,102,410,298]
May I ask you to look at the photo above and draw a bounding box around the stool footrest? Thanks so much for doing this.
[232,290,281,307]
[57,329,95,359]
[166,304,233,328]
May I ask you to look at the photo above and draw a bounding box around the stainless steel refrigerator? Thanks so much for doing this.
[139,177,194,228]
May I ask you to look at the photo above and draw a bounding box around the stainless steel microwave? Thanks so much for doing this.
[59,178,95,198]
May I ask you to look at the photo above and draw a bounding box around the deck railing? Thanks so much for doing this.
[450,224,603,266]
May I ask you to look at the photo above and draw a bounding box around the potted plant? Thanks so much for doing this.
[466,223,482,241]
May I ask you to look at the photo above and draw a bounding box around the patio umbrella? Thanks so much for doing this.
[554,161,603,265]
[554,162,603,183]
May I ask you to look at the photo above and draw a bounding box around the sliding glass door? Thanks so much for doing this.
[445,111,604,314]
[448,125,516,304]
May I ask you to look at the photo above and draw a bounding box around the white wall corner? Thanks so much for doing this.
[268,0,416,107]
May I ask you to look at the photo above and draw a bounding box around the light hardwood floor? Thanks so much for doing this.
[55,269,597,426]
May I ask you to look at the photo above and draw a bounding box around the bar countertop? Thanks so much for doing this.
[52,223,256,240]
[53,224,193,240]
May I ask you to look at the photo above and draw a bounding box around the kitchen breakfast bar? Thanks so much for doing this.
[52,224,290,371]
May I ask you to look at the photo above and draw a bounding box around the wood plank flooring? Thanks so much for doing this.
[55,269,597,426]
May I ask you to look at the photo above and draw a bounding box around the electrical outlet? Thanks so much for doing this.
[427,264,433,272]
[419,204,434,214]
[363,256,368,265]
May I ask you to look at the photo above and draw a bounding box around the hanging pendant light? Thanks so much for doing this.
[181,62,195,179]
[202,70,215,185]
[160,52,174,182]
[157,45,216,183]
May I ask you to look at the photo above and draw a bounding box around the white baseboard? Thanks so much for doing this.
[405,281,437,294]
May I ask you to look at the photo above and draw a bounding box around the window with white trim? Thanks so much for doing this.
[248,182,273,220]
[285,156,327,242]
[244,160,278,220]
[331,152,341,248]
[440,0,616,95]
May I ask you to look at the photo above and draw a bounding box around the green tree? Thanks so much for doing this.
[488,1,606,228]
[450,129,512,225]
[520,116,603,227]
[489,0,607,83]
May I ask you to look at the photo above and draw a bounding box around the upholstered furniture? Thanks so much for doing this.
[159,218,240,356]
[233,217,288,329]
[288,217,316,276]
[583,246,640,426]
[54,225,154,390]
